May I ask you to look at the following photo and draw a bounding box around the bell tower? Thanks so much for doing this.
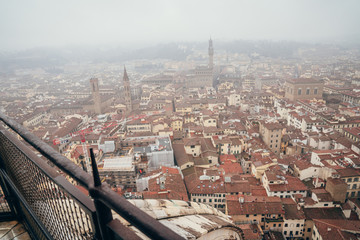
[208,38,214,69]
[123,66,132,114]
[90,78,102,114]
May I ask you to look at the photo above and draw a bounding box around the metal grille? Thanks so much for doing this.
[0,113,186,240]
[0,185,11,213]
[19,200,48,240]
[0,132,95,240]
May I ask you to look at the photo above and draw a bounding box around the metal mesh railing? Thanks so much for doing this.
[0,129,95,240]
[0,112,185,240]
[0,186,11,214]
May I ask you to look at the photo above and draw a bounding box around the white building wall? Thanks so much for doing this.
[283,219,305,239]
[299,167,320,181]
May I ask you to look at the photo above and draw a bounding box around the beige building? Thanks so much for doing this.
[325,177,348,203]
[284,78,324,101]
[336,168,360,199]
[170,118,183,131]
[228,93,241,107]
[202,116,217,127]
[175,102,192,115]
[282,202,305,239]
[226,196,284,231]
[126,119,152,133]
[259,121,283,154]
[184,138,202,157]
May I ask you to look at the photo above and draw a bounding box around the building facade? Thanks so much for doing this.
[284,78,324,101]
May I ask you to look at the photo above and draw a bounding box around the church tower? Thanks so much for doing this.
[208,38,214,69]
[123,66,132,114]
[90,78,102,114]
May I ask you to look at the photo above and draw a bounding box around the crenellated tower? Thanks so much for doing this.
[90,78,102,114]
[208,38,214,69]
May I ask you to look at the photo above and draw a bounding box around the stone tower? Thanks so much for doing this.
[123,66,132,114]
[90,78,102,114]
[208,38,214,69]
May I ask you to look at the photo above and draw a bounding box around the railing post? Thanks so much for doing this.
[89,148,114,240]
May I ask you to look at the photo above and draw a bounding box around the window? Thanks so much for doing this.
[348,178,352,182]
[284,231,287,235]
[354,178,359,182]
[298,88,302,95]
[273,224,276,227]
[296,231,299,235]
[307,228,311,232]
[285,223,288,227]
[246,214,249,218]
[314,88,318,95]
[296,224,300,227]
[306,88,310,95]
[352,184,357,189]
[324,203,329,206]
[191,145,195,148]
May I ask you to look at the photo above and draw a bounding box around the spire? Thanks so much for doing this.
[122,65,132,114]
[123,65,129,82]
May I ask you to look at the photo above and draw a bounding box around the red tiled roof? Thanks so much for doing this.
[227,200,284,215]
[268,176,308,192]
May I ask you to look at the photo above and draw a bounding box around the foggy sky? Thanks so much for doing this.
[1,0,359,51]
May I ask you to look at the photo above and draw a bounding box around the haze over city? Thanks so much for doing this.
[1,0,360,51]
[1,1,360,240]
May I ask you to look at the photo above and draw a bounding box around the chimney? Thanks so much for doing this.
[160,176,166,190]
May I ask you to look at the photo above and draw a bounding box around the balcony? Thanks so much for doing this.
[0,112,184,240]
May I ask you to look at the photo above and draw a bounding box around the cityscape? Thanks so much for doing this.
[1,1,360,240]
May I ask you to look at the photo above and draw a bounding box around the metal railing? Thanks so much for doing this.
[0,112,184,240]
